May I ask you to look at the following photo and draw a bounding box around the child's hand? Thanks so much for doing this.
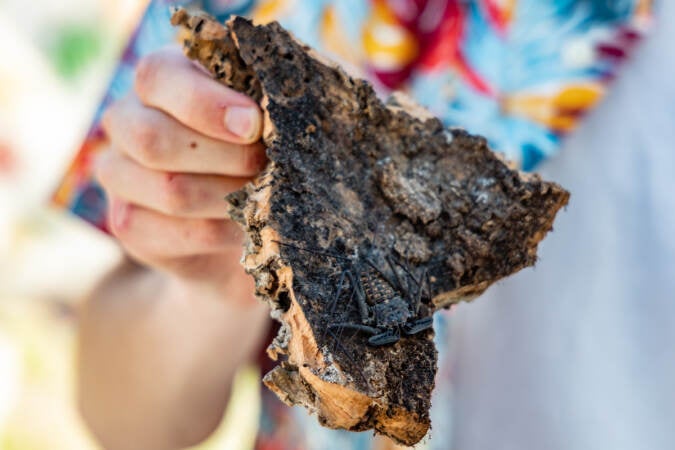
[97,46,265,295]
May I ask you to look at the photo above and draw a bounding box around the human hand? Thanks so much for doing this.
[97,46,265,298]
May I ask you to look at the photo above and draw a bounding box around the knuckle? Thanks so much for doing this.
[181,76,221,127]
[161,174,192,215]
[182,87,205,121]
[134,53,162,98]
[131,118,162,165]
[195,219,227,248]
[101,105,116,136]
[94,153,114,188]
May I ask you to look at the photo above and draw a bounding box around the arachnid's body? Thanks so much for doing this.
[372,297,410,328]
[328,254,434,347]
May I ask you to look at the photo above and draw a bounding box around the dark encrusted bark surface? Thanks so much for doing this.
[172,8,569,446]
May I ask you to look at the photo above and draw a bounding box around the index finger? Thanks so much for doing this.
[134,46,262,144]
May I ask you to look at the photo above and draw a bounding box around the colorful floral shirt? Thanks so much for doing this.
[52,1,652,448]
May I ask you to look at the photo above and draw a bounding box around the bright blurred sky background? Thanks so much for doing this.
[0,1,258,448]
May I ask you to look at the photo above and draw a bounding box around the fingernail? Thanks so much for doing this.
[224,106,261,141]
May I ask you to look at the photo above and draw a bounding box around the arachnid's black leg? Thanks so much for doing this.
[412,268,428,315]
[403,269,433,335]
[384,255,405,293]
[368,328,401,347]
[329,269,350,316]
[271,240,348,261]
[394,258,421,290]
[333,320,347,353]
[322,268,349,341]
[412,275,421,316]
[329,323,380,335]
[402,317,434,336]
[344,270,369,324]
[329,271,362,351]
[327,328,371,388]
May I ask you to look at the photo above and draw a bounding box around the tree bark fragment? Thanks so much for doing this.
[172,8,570,446]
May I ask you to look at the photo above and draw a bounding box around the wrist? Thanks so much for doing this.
[160,266,259,309]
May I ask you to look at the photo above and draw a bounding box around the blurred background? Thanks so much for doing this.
[0,1,257,448]
[0,1,136,448]
[1,0,671,449]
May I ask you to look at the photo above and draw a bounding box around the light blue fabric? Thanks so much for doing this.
[448,3,675,449]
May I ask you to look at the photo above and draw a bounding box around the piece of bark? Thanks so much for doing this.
[172,8,570,446]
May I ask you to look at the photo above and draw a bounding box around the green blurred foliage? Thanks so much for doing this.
[48,23,104,80]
